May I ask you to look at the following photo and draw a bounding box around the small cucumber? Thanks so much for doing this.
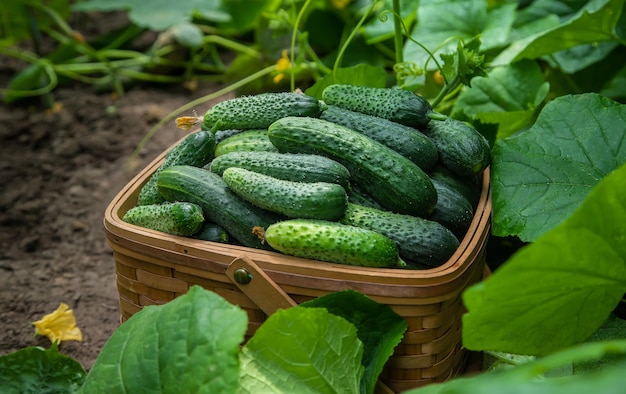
[209,151,351,189]
[214,129,278,157]
[321,84,441,128]
[157,165,283,250]
[268,116,437,217]
[203,92,325,131]
[429,179,474,240]
[123,202,204,237]
[137,130,216,206]
[339,203,459,268]
[192,222,230,243]
[264,219,405,268]
[222,167,348,220]
[320,105,438,171]
[424,117,491,176]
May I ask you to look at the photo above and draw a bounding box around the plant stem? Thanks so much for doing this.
[392,0,404,87]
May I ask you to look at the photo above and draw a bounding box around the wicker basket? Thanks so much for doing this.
[104,141,491,393]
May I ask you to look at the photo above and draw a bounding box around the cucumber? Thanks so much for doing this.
[264,219,405,268]
[321,84,442,128]
[347,185,385,211]
[214,129,278,157]
[429,164,481,208]
[157,165,283,250]
[268,116,437,217]
[320,105,438,171]
[209,151,351,189]
[192,222,230,243]
[214,129,244,144]
[429,179,474,240]
[137,130,216,206]
[123,202,204,237]
[339,203,459,268]
[203,92,325,131]
[423,117,491,176]
[222,167,348,220]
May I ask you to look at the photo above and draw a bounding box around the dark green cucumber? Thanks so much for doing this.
[137,130,216,206]
[268,116,437,217]
[222,167,348,220]
[209,151,351,189]
[203,92,325,131]
[192,222,230,243]
[264,219,405,268]
[347,185,385,211]
[424,117,491,176]
[214,129,244,144]
[339,203,459,268]
[429,179,474,240]
[429,164,482,208]
[321,84,442,128]
[123,202,204,237]
[214,129,278,157]
[320,105,438,171]
[157,165,283,250]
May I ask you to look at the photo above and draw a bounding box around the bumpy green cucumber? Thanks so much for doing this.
[137,130,216,206]
[429,179,474,239]
[209,151,351,189]
[192,222,230,243]
[347,185,385,210]
[203,92,325,131]
[264,219,405,268]
[424,117,491,176]
[123,202,204,237]
[339,203,459,268]
[214,129,278,157]
[222,167,348,220]
[157,165,283,250]
[429,164,482,208]
[268,116,437,216]
[320,105,438,171]
[321,84,442,128]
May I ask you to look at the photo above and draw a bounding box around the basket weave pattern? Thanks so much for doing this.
[105,145,491,393]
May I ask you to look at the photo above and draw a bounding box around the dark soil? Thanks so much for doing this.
[0,71,228,370]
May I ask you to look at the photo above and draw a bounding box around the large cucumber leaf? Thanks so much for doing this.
[491,93,626,241]
[462,162,626,355]
[493,0,624,66]
[453,60,549,138]
[403,0,516,71]
[238,307,364,394]
[79,286,247,394]
[0,342,86,393]
[405,340,626,394]
[300,290,407,394]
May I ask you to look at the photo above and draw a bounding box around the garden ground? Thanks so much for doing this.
[0,65,228,370]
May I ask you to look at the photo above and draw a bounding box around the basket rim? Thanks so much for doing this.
[104,136,492,290]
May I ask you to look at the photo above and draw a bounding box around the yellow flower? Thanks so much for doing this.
[32,303,83,344]
[273,49,291,84]
[331,0,351,10]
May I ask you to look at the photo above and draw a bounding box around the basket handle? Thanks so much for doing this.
[226,256,297,316]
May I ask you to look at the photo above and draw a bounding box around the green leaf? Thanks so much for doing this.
[304,64,387,99]
[80,286,247,394]
[462,162,626,355]
[493,0,624,66]
[439,37,486,86]
[0,342,86,393]
[404,0,516,71]
[300,290,407,394]
[491,93,626,241]
[406,340,626,394]
[73,0,230,30]
[239,307,364,394]
[171,21,204,48]
[453,60,549,138]
[546,41,620,74]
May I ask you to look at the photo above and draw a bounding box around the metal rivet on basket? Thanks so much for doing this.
[233,268,252,284]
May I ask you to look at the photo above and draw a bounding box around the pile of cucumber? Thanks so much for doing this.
[123,85,491,269]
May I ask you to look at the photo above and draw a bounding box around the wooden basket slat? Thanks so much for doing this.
[103,138,492,393]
